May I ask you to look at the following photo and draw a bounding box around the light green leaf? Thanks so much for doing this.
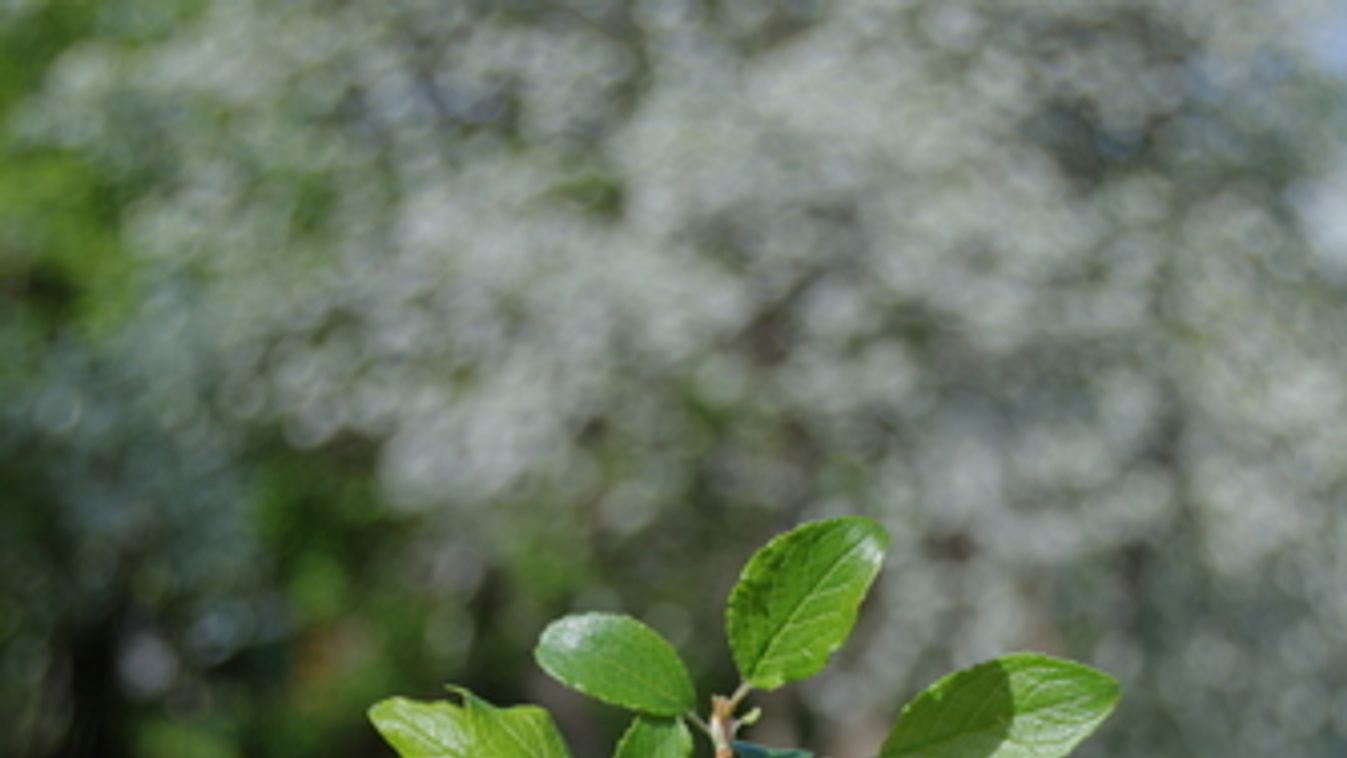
[368,697,471,758]
[880,653,1120,758]
[367,688,571,758]
[726,516,890,690]
[535,612,696,716]
[452,687,573,758]
[613,715,693,758]
[733,741,815,757]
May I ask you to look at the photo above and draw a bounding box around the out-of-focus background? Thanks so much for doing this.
[6,1,1347,756]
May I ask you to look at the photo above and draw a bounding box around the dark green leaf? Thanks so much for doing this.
[535,612,696,716]
[880,653,1120,758]
[726,516,890,689]
[733,740,815,757]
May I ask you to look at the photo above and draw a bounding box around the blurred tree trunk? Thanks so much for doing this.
[49,601,128,758]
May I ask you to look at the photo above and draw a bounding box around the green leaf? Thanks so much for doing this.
[367,688,571,758]
[725,516,890,690]
[880,653,1120,758]
[453,687,573,758]
[368,697,471,757]
[733,741,815,757]
[535,612,696,716]
[613,715,693,758]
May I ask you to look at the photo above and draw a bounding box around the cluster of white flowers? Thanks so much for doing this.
[17,0,1347,753]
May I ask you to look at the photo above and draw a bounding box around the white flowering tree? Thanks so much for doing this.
[7,0,1347,755]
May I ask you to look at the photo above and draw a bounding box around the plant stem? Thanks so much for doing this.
[687,710,713,738]
[709,683,754,758]
[728,681,752,711]
[711,694,735,758]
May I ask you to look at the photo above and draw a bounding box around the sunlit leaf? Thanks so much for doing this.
[368,687,571,758]
[880,653,1120,758]
[726,516,889,690]
[535,613,696,716]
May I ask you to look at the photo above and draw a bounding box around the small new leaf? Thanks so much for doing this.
[613,715,692,758]
[535,612,696,716]
[726,516,890,690]
[880,653,1120,758]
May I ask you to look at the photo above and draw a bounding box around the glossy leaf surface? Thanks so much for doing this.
[369,698,471,758]
[535,612,696,716]
[726,516,889,689]
[880,653,1120,758]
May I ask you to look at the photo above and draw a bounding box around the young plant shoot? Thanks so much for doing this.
[368,516,1120,757]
